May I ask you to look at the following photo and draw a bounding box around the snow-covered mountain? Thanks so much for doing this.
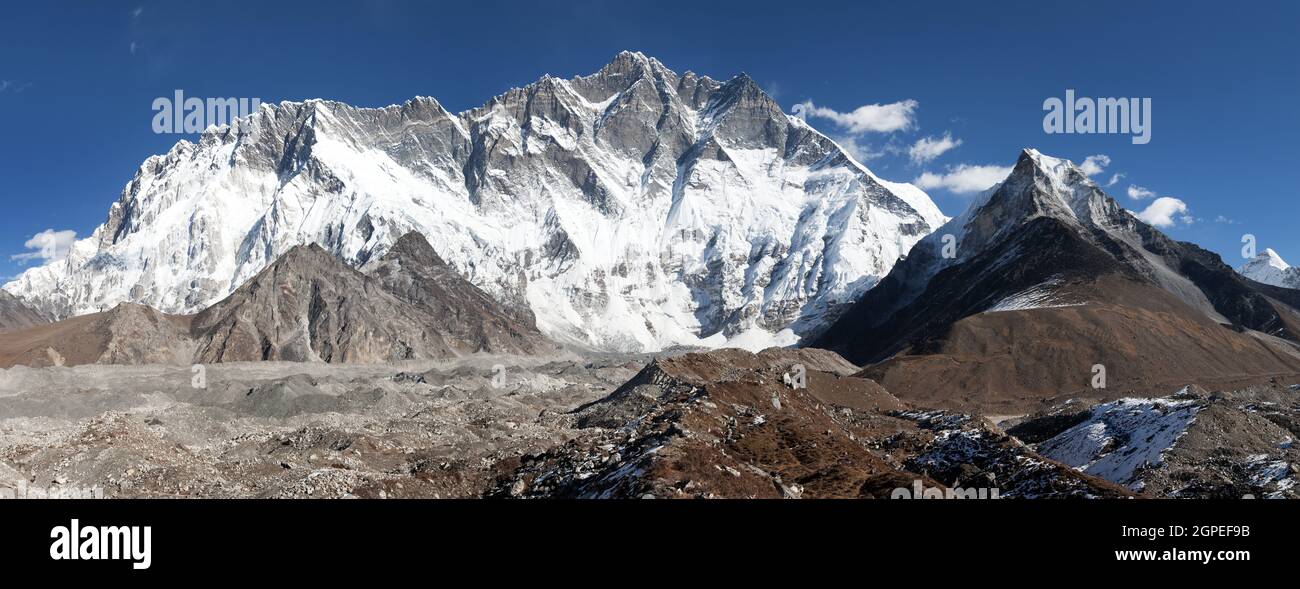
[814,148,1300,410]
[2,51,945,352]
[1238,249,1300,289]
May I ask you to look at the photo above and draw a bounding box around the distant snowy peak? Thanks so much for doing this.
[1238,248,1300,289]
[2,51,945,353]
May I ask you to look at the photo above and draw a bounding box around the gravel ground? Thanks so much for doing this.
[0,353,646,498]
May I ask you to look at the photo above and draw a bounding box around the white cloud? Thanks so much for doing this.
[794,99,918,134]
[1134,197,1190,228]
[1078,154,1111,177]
[1106,172,1124,187]
[914,164,1013,194]
[1126,184,1156,200]
[908,133,962,164]
[132,6,144,19]
[11,229,77,264]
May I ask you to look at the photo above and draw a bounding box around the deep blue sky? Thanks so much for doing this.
[1,0,1297,281]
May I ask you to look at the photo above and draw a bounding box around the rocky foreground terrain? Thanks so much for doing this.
[0,352,640,498]
[2,346,1296,499]
[0,346,1123,499]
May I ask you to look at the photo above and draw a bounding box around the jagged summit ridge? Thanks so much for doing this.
[3,52,946,352]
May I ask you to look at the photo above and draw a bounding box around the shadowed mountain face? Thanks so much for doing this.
[190,243,453,363]
[363,232,552,355]
[0,291,46,333]
[0,233,555,367]
[813,149,1300,413]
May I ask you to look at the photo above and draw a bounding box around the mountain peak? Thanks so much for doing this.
[381,231,447,268]
[1238,247,1300,288]
[1016,148,1096,191]
[276,242,335,265]
[1261,248,1289,268]
[5,54,945,352]
[596,50,666,80]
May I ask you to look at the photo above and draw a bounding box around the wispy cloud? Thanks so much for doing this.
[908,133,962,165]
[914,164,1013,194]
[1106,172,1124,187]
[11,229,78,265]
[1126,184,1156,200]
[0,80,33,95]
[129,6,145,55]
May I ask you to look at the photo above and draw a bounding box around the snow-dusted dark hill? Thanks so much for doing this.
[813,149,1300,412]
[2,51,945,352]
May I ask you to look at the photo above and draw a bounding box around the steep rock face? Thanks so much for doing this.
[189,244,456,363]
[0,291,46,333]
[363,232,552,355]
[3,51,945,352]
[813,149,1300,412]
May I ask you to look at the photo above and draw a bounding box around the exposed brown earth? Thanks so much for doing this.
[861,275,1300,414]
[8,345,1291,500]
[0,303,193,368]
[491,347,1129,498]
